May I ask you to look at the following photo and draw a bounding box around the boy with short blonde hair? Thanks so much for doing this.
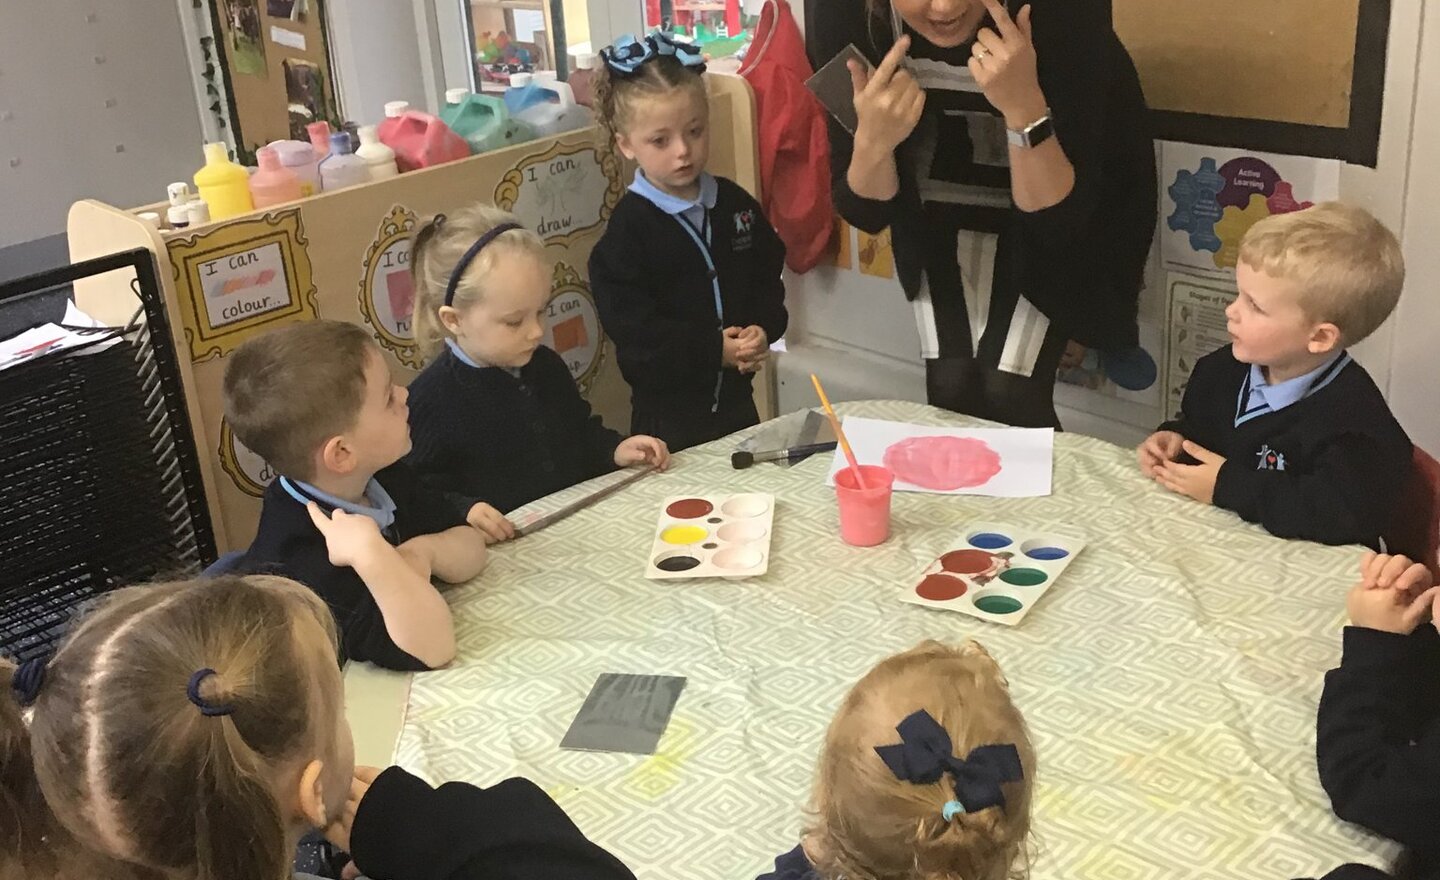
[1138,203,1414,552]
[225,320,489,671]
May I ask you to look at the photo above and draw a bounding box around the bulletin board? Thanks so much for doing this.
[67,74,768,555]
[1113,0,1389,166]
[210,0,340,156]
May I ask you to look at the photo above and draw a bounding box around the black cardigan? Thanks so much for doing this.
[405,345,622,515]
[589,176,788,418]
[348,766,638,880]
[1313,627,1440,880]
[807,0,1155,351]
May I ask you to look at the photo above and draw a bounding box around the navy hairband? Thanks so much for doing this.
[444,223,524,307]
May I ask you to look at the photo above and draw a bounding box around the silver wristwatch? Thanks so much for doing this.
[1006,112,1054,149]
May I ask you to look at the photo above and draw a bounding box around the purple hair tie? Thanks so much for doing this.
[187,668,235,717]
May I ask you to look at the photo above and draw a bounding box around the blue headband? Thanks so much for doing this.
[874,709,1024,818]
[445,223,524,307]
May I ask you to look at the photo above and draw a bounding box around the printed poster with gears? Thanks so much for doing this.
[1159,142,1340,417]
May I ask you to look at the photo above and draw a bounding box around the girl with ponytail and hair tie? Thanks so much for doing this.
[0,575,637,880]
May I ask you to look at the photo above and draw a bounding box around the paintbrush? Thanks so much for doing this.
[513,467,655,538]
[731,441,838,470]
[809,373,867,489]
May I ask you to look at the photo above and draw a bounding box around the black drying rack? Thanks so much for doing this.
[0,249,216,661]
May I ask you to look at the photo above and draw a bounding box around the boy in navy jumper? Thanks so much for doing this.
[225,320,489,671]
[1138,203,1413,553]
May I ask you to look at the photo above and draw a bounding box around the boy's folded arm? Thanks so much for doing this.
[349,541,456,669]
[403,526,488,584]
[1317,628,1440,850]
[1212,433,1397,547]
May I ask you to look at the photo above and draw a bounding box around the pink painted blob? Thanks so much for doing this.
[882,436,1002,490]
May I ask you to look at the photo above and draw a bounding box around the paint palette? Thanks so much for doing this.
[646,494,775,580]
[900,523,1084,625]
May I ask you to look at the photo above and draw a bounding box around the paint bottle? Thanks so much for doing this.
[318,131,370,192]
[503,73,549,116]
[249,145,304,208]
[136,211,163,229]
[265,139,321,197]
[307,121,333,161]
[378,103,469,172]
[440,88,534,154]
[192,142,253,220]
[355,125,399,181]
[567,52,599,108]
[513,80,593,137]
[186,199,211,226]
[166,182,193,229]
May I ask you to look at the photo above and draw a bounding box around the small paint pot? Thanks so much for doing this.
[834,465,895,547]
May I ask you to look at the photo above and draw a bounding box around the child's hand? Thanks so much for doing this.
[1155,440,1225,504]
[721,326,749,368]
[615,435,671,470]
[736,325,770,374]
[1136,430,1183,476]
[324,765,384,856]
[1346,579,1440,634]
[1358,551,1434,597]
[306,503,387,568]
[465,501,515,544]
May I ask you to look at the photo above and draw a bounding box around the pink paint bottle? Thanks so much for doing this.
[248,146,304,208]
[307,121,333,162]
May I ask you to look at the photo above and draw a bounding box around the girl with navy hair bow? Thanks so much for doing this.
[589,31,789,452]
[757,639,1035,880]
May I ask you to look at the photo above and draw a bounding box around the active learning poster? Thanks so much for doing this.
[1160,143,1340,280]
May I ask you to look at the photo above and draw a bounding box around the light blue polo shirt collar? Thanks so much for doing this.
[1236,351,1350,427]
[446,337,522,379]
[629,170,717,225]
[279,475,397,532]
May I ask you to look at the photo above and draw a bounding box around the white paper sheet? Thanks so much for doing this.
[0,304,120,372]
[825,416,1054,497]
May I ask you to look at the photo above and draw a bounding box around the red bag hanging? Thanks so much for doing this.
[738,0,834,274]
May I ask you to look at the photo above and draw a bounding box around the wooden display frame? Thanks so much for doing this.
[68,73,771,554]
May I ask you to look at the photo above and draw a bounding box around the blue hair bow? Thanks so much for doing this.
[601,31,706,76]
[873,709,1024,814]
[651,30,707,70]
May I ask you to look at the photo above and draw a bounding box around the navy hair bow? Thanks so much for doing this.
[873,710,1024,814]
[601,31,706,76]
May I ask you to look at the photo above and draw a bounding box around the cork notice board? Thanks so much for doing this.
[1114,0,1389,165]
[210,0,339,155]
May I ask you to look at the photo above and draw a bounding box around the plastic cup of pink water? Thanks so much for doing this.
[835,465,895,547]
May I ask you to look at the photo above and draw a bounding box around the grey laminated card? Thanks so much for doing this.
[806,44,873,134]
[560,673,687,755]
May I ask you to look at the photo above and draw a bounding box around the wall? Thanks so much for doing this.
[782,0,1437,452]
[328,0,431,123]
[1388,0,1440,455]
[0,2,205,249]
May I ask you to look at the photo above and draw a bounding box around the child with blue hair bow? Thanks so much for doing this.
[589,30,789,452]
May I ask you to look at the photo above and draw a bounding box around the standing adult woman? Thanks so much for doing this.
[811,0,1156,427]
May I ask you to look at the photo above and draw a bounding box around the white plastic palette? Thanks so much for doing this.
[900,523,1085,625]
[645,493,775,580]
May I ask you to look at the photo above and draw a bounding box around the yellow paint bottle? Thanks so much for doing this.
[193,142,254,220]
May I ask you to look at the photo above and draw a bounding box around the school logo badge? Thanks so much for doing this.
[733,209,755,252]
[1255,444,1287,471]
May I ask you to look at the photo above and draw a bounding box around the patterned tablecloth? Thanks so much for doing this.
[390,400,1391,879]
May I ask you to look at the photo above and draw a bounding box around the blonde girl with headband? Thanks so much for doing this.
[405,204,668,539]
[589,31,789,452]
[0,574,639,880]
[758,640,1035,880]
